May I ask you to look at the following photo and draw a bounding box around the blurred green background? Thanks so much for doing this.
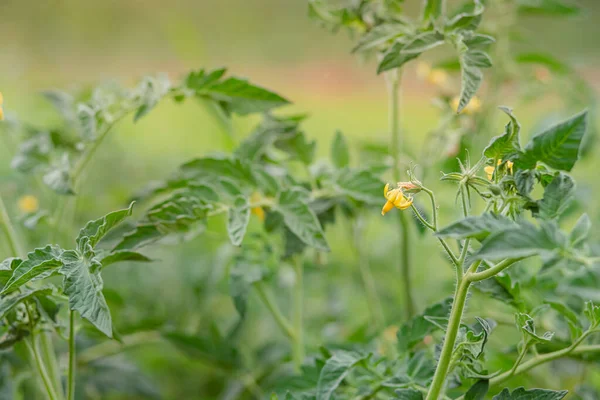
[1,0,600,399]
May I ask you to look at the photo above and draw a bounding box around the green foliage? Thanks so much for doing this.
[492,387,567,400]
[316,351,369,400]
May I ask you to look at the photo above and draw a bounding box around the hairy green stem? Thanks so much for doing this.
[467,258,524,282]
[39,332,63,397]
[386,68,415,319]
[253,281,296,341]
[67,311,76,400]
[425,271,473,400]
[292,257,305,370]
[25,306,60,400]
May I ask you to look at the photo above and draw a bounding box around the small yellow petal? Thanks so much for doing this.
[396,196,413,210]
[18,195,39,213]
[484,166,495,180]
[383,183,390,197]
[251,206,265,221]
[382,200,395,216]
[0,92,3,105]
[427,69,448,86]
[416,62,431,80]
[0,107,3,121]
[506,160,514,174]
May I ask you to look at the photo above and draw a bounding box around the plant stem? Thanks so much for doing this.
[39,332,63,397]
[467,258,524,282]
[386,68,415,319]
[25,306,60,400]
[67,311,76,400]
[0,193,24,257]
[352,217,386,331]
[426,275,472,400]
[254,281,296,341]
[292,257,305,370]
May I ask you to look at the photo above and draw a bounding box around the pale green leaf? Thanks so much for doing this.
[1,245,64,295]
[518,110,588,171]
[77,104,97,141]
[227,196,250,246]
[422,0,443,23]
[335,168,383,205]
[59,250,112,337]
[0,287,53,320]
[570,213,591,248]
[402,31,445,54]
[352,24,410,53]
[515,313,554,343]
[43,156,75,195]
[377,42,421,73]
[517,0,580,16]
[538,172,575,220]
[77,202,135,250]
[435,213,517,241]
[447,0,484,31]
[277,189,330,252]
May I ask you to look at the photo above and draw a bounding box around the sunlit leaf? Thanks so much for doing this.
[1,245,64,295]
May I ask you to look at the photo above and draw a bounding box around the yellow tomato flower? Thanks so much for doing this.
[416,62,431,80]
[18,195,39,213]
[485,159,514,180]
[427,69,448,87]
[250,192,265,221]
[452,95,481,115]
[0,92,4,121]
[382,183,413,216]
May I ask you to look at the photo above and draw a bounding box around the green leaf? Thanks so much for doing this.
[492,387,567,400]
[0,258,21,289]
[483,107,521,159]
[466,380,489,400]
[43,90,75,121]
[277,189,330,252]
[377,42,422,73]
[517,0,580,16]
[518,110,588,171]
[133,75,171,122]
[1,245,64,294]
[435,213,517,241]
[184,69,290,115]
[77,202,135,250]
[98,251,153,268]
[331,131,350,169]
[474,272,524,310]
[352,24,410,53]
[447,0,484,31]
[545,300,582,339]
[316,351,369,400]
[537,172,575,220]
[335,168,383,205]
[43,156,75,195]
[77,104,98,141]
[584,301,600,328]
[515,313,554,343]
[398,297,453,352]
[394,388,423,400]
[422,0,443,23]
[59,250,112,337]
[0,287,53,320]
[162,330,240,369]
[456,49,484,113]
[514,169,536,196]
[474,221,566,260]
[570,213,591,248]
[227,196,250,246]
[463,33,495,50]
[402,31,445,54]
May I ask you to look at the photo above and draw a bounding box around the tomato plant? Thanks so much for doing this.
[0,0,598,399]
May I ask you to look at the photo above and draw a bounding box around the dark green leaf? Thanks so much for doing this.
[465,380,489,400]
[538,172,575,220]
[402,31,445,54]
[474,221,566,260]
[331,131,350,169]
[316,351,369,400]
[277,189,330,252]
[377,42,421,73]
[394,388,423,400]
[463,34,495,50]
[59,250,112,337]
[1,245,64,294]
[422,0,443,23]
[447,1,484,31]
[518,110,588,171]
[492,387,567,400]
[227,196,250,246]
[435,213,517,241]
[99,251,153,268]
[398,297,453,352]
[0,287,53,320]
[162,330,240,369]
[483,107,521,159]
[517,0,580,16]
[514,170,536,196]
